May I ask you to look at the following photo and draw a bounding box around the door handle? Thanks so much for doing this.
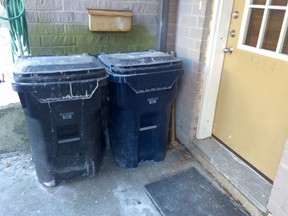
[223,47,233,54]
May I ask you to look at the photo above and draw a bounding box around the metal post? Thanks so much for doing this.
[157,0,170,52]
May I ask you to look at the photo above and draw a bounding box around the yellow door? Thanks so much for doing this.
[213,0,288,181]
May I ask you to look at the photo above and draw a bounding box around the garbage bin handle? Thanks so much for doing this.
[30,79,101,103]
[123,76,177,94]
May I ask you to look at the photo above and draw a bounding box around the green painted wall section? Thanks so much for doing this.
[29,24,156,55]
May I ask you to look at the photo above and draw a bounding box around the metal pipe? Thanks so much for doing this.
[157,0,170,52]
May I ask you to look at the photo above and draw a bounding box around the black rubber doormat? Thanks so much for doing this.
[145,167,250,216]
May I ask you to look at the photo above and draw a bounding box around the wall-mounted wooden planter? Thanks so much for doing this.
[87,9,132,32]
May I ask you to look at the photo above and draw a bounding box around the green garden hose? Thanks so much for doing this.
[0,0,30,62]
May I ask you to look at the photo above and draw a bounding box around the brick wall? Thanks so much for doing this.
[268,139,288,216]
[172,0,211,145]
[24,0,159,55]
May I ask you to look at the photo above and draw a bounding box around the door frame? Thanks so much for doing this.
[196,2,286,212]
[196,0,234,139]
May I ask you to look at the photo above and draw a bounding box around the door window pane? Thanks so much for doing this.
[281,31,288,53]
[253,0,266,5]
[245,9,264,47]
[262,10,285,51]
[270,0,288,6]
[241,0,288,59]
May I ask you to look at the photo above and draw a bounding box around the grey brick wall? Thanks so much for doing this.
[268,139,288,216]
[172,0,212,145]
[24,0,159,55]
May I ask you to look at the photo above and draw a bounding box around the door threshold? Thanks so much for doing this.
[189,138,272,216]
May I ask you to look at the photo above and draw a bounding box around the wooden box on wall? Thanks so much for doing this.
[87,9,132,32]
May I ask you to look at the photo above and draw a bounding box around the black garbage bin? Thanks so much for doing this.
[98,50,183,168]
[12,54,109,186]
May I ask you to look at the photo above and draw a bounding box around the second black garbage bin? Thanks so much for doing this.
[98,50,183,168]
[12,54,108,186]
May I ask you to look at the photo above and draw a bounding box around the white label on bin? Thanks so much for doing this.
[140,125,157,132]
[60,112,74,120]
[147,97,158,104]
[58,137,80,144]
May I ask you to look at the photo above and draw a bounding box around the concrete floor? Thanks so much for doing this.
[0,145,200,216]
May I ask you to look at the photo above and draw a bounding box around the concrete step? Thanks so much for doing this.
[188,138,272,216]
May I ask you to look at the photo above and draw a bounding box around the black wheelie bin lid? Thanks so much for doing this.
[98,50,183,94]
[12,54,109,102]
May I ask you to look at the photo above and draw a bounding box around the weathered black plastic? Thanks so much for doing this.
[12,54,108,185]
[98,51,182,87]
[99,51,182,168]
[98,50,181,74]
[13,54,108,103]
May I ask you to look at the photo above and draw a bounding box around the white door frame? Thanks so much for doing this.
[196,0,234,139]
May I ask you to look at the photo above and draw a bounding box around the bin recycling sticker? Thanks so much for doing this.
[147,97,158,105]
[59,112,74,120]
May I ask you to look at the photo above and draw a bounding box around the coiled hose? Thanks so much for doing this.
[0,0,30,62]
